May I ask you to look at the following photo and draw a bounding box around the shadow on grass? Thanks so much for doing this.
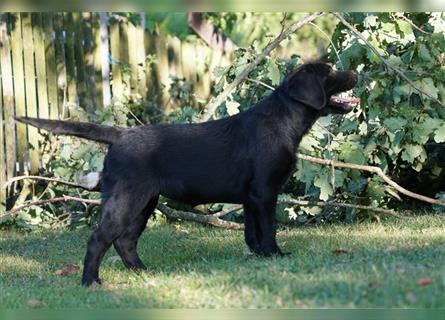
[1,220,445,307]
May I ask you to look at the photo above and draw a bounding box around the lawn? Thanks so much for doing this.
[1,215,445,308]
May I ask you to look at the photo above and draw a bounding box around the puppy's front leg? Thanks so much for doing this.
[244,190,286,256]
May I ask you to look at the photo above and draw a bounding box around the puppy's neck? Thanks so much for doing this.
[272,88,320,145]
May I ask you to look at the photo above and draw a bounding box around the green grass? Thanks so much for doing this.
[1,215,445,308]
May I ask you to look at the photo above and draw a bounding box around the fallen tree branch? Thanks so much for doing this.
[332,12,445,108]
[1,195,101,218]
[284,199,404,219]
[2,174,99,191]
[200,12,327,122]
[297,153,445,206]
[156,203,244,230]
[0,194,244,230]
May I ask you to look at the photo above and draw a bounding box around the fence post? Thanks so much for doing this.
[64,12,78,107]
[0,15,5,206]
[53,13,67,118]
[10,13,27,174]
[33,13,50,121]
[82,12,97,112]
[21,13,40,173]
[43,13,59,120]
[109,15,123,100]
[99,12,111,107]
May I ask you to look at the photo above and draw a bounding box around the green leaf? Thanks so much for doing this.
[416,78,439,99]
[401,144,424,163]
[412,124,430,144]
[299,135,319,152]
[434,124,445,143]
[418,43,433,62]
[267,60,281,86]
[314,172,333,201]
[383,117,407,131]
[344,149,367,165]
[397,20,413,35]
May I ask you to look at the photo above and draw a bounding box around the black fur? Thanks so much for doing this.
[16,62,358,286]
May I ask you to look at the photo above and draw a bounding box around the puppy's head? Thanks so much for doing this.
[281,62,359,116]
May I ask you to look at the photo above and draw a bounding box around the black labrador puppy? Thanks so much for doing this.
[17,62,359,286]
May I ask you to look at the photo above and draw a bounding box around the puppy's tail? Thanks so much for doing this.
[15,117,123,144]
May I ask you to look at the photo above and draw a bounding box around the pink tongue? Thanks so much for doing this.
[331,96,360,105]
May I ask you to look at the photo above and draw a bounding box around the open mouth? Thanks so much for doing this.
[329,94,360,113]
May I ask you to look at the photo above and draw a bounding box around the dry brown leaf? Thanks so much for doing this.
[417,277,432,286]
[54,264,80,276]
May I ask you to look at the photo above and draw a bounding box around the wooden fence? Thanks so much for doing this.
[0,12,232,206]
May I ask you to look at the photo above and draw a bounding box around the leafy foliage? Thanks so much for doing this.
[4,13,445,229]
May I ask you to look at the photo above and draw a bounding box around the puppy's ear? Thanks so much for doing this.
[286,71,326,110]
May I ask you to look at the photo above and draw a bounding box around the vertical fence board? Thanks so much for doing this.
[169,37,183,78]
[33,13,50,120]
[0,14,17,181]
[53,13,67,118]
[92,13,103,109]
[73,12,88,111]
[0,20,5,205]
[194,44,210,103]
[181,41,197,84]
[109,18,123,100]
[82,12,96,112]
[64,12,77,106]
[21,13,39,173]
[154,32,170,109]
[98,13,111,107]
[133,21,146,97]
[42,13,59,120]
[10,13,27,174]
[127,22,138,94]
[144,29,153,99]
[119,21,130,98]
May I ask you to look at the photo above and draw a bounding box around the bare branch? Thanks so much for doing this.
[284,199,404,219]
[297,153,445,206]
[2,175,99,191]
[1,195,100,218]
[331,12,444,108]
[213,204,243,218]
[246,78,275,90]
[397,14,433,35]
[200,12,327,122]
[156,203,244,230]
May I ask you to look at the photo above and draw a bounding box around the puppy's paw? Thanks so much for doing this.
[81,276,102,287]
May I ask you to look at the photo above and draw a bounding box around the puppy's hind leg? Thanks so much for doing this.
[113,196,159,270]
[81,188,152,287]
[243,202,262,255]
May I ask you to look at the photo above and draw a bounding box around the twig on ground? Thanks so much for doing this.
[283,199,404,219]
[156,203,244,230]
[331,12,444,108]
[213,205,243,218]
[200,12,327,121]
